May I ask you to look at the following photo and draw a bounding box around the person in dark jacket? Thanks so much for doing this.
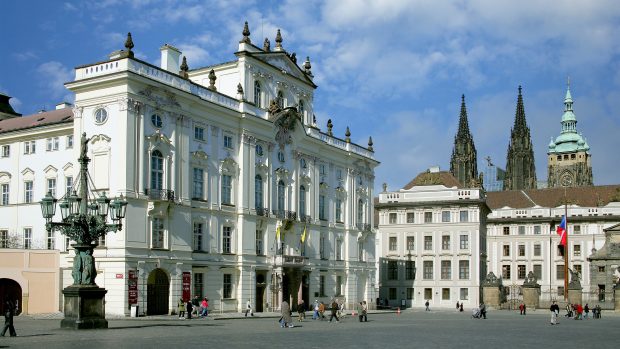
[329,299,340,322]
[1,300,17,337]
[185,299,193,319]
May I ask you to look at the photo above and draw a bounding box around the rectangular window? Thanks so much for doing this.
[598,266,605,273]
[336,275,343,296]
[502,265,511,279]
[406,261,415,280]
[194,126,205,141]
[441,211,450,222]
[503,226,510,235]
[459,210,468,222]
[406,236,415,250]
[358,241,364,261]
[65,176,73,196]
[47,230,54,250]
[423,261,433,279]
[319,195,326,220]
[424,212,432,223]
[193,168,204,199]
[320,234,326,259]
[534,244,541,257]
[1,184,9,205]
[407,288,414,300]
[387,261,398,280]
[518,265,526,279]
[152,217,164,249]
[46,137,59,151]
[1,145,9,157]
[389,213,397,224]
[533,264,542,280]
[221,175,232,205]
[503,244,510,257]
[459,234,469,249]
[336,240,342,261]
[573,244,581,257]
[223,274,232,298]
[557,286,565,297]
[441,260,451,280]
[424,236,432,250]
[518,226,525,235]
[406,212,415,223]
[0,230,8,248]
[67,135,74,149]
[319,275,326,296]
[459,260,470,279]
[557,264,565,280]
[23,228,32,249]
[335,199,342,222]
[193,273,204,299]
[389,287,397,300]
[193,222,203,251]
[460,288,469,300]
[222,226,232,253]
[534,225,541,235]
[47,178,56,197]
[442,288,450,300]
[24,141,36,154]
[518,244,525,257]
[441,235,450,250]
[223,135,233,149]
[573,225,581,234]
[574,264,582,275]
[424,288,432,300]
[389,236,397,251]
[256,230,263,255]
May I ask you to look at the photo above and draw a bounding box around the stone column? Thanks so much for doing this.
[522,286,540,309]
[481,272,503,309]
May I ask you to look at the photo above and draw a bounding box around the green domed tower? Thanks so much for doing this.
[547,82,593,188]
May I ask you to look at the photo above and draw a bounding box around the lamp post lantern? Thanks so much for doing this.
[40,132,127,329]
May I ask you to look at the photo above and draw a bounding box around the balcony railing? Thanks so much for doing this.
[272,210,297,221]
[275,255,307,267]
[145,188,175,201]
[299,214,312,223]
[357,223,372,232]
[255,207,270,217]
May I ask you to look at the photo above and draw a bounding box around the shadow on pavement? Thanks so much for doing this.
[107,323,224,330]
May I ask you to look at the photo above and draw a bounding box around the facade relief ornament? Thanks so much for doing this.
[139,87,181,110]
[118,97,142,113]
[72,105,84,119]
[256,160,269,176]
[220,156,238,176]
[145,129,174,153]
[271,107,300,149]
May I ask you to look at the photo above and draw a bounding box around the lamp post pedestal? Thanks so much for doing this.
[61,285,108,329]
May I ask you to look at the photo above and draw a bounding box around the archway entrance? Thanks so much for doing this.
[255,272,266,312]
[0,278,22,315]
[147,268,169,315]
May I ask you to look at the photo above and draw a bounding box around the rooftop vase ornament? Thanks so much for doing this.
[40,132,127,329]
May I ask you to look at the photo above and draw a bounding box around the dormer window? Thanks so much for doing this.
[254,81,262,108]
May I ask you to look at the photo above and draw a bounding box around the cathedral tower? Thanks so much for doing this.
[547,83,593,187]
[450,95,478,186]
[504,86,537,190]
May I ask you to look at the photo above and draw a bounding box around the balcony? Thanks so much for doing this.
[357,223,372,232]
[255,207,270,217]
[275,255,307,267]
[272,210,297,221]
[299,213,312,223]
[145,188,175,201]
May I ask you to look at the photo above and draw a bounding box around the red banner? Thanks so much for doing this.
[128,270,138,305]
[182,272,191,302]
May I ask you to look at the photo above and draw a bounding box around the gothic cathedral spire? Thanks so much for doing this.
[504,86,537,190]
[450,95,478,187]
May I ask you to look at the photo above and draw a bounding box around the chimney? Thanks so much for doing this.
[56,102,73,110]
[160,44,181,73]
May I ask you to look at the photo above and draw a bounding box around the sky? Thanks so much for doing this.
[1,0,620,192]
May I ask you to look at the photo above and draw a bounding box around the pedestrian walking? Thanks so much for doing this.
[185,299,193,319]
[297,299,305,322]
[584,304,589,319]
[459,303,463,312]
[550,301,559,325]
[192,295,200,316]
[1,300,17,337]
[280,300,293,328]
[479,302,487,319]
[519,303,524,315]
[359,301,368,322]
[329,299,340,322]
[245,299,253,317]
[456,301,460,311]
[313,300,320,320]
[178,297,186,318]
[200,298,209,317]
[523,303,526,315]
[425,300,430,311]
[318,301,326,320]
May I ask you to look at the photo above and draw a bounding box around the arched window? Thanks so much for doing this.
[277,180,285,211]
[254,81,261,108]
[299,100,305,116]
[357,199,364,223]
[255,175,263,209]
[151,150,164,190]
[299,185,306,216]
[276,90,284,109]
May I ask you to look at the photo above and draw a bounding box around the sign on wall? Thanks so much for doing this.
[182,272,191,302]
[128,270,138,305]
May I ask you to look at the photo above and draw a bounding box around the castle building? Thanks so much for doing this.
[0,23,378,315]
[504,86,537,190]
[376,168,488,309]
[450,95,478,187]
[547,85,593,188]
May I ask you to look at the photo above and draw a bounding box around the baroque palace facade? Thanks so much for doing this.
[0,24,378,315]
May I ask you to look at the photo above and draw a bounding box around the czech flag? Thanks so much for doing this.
[556,215,567,246]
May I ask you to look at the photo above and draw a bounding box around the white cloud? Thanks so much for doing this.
[36,61,73,101]
[176,44,210,68]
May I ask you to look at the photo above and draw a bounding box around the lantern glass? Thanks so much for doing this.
[67,191,81,216]
[96,192,110,219]
[59,200,70,221]
[40,191,57,220]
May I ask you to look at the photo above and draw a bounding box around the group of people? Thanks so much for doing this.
[518,303,527,315]
[455,301,464,312]
[177,296,209,319]
[565,302,601,320]
[279,299,369,328]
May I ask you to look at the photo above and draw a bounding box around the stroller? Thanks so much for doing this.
[471,308,482,319]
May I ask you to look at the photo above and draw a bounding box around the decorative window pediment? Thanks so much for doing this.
[256,160,269,177]
[0,172,11,183]
[220,156,238,177]
[44,165,58,177]
[319,182,329,192]
[356,186,369,199]
[21,168,34,181]
[299,173,311,187]
[335,186,347,198]
[191,149,209,167]
[90,134,112,153]
[145,129,174,154]
[275,166,291,184]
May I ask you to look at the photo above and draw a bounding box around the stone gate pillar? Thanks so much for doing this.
[481,272,503,309]
[522,271,541,309]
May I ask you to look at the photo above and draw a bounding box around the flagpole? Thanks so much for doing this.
[564,187,569,301]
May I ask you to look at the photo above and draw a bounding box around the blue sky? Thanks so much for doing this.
[2,0,620,191]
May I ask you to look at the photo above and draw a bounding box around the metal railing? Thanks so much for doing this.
[272,210,297,220]
[299,214,312,223]
[145,189,175,201]
[356,223,372,232]
[255,207,270,217]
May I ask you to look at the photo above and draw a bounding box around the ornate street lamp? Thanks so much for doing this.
[40,132,127,329]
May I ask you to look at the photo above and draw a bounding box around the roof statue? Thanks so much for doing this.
[240,21,251,44]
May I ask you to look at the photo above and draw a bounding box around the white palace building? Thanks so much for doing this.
[0,24,378,316]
